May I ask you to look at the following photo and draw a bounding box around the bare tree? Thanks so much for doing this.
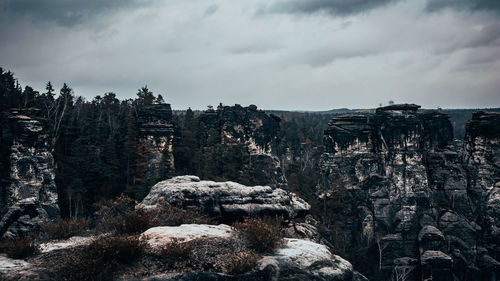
[392,265,413,281]
[376,234,389,271]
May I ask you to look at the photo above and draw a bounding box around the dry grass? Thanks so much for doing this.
[52,235,146,281]
[93,195,216,235]
[233,216,284,253]
[0,236,39,259]
[41,218,88,240]
[219,251,260,275]
[158,238,195,261]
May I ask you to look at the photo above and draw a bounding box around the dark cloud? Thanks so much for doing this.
[266,0,500,17]
[426,0,500,13]
[204,4,219,16]
[267,0,398,16]
[0,0,153,26]
[466,22,500,48]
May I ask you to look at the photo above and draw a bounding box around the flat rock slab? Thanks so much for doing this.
[39,236,95,253]
[141,224,235,246]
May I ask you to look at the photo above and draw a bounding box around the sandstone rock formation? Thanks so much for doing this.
[137,104,175,184]
[0,109,59,238]
[134,225,366,281]
[320,105,500,280]
[198,104,286,188]
[138,175,310,222]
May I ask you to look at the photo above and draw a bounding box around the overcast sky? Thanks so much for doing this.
[1,0,499,110]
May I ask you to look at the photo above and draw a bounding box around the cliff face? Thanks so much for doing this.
[0,109,59,238]
[464,111,500,260]
[320,105,499,280]
[198,104,286,188]
[137,104,175,184]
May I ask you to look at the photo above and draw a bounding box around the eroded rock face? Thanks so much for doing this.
[0,109,59,238]
[138,176,310,222]
[464,111,500,246]
[198,104,286,188]
[137,104,175,184]
[320,105,500,280]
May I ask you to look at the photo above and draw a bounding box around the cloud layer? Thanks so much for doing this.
[0,0,499,110]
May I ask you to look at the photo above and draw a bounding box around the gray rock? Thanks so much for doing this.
[138,176,310,221]
[319,105,500,280]
[0,109,59,238]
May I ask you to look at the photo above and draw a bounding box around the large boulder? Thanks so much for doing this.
[138,176,310,222]
[258,238,365,281]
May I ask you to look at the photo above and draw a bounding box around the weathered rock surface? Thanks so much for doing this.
[198,104,286,188]
[138,175,310,221]
[0,255,40,281]
[320,105,500,280]
[137,104,175,185]
[131,225,365,281]
[38,235,95,253]
[0,109,59,238]
[258,238,363,281]
[141,224,235,246]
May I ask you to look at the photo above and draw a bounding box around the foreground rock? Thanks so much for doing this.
[130,225,366,281]
[141,224,235,246]
[0,109,59,239]
[320,105,500,280]
[0,255,40,281]
[258,238,367,281]
[138,176,310,221]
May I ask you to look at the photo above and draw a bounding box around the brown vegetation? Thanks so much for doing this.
[0,236,39,259]
[53,235,146,281]
[93,195,216,235]
[233,216,284,253]
[41,218,88,240]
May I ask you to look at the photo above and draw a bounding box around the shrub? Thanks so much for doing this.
[158,238,194,261]
[233,216,283,253]
[152,201,217,226]
[224,252,260,275]
[41,218,88,240]
[0,236,39,259]
[114,209,152,235]
[55,235,146,281]
[93,195,216,235]
[93,195,137,233]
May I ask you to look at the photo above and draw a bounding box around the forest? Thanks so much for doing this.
[0,67,324,220]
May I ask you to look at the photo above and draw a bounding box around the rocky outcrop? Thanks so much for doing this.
[0,109,59,238]
[135,225,366,281]
[138,175,310,222]
[464,111,500,244]
[320,105,500,280]
[198,104,286,188]
[137,104,175,184]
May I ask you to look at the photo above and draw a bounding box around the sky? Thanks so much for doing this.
[0,0,499,110]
